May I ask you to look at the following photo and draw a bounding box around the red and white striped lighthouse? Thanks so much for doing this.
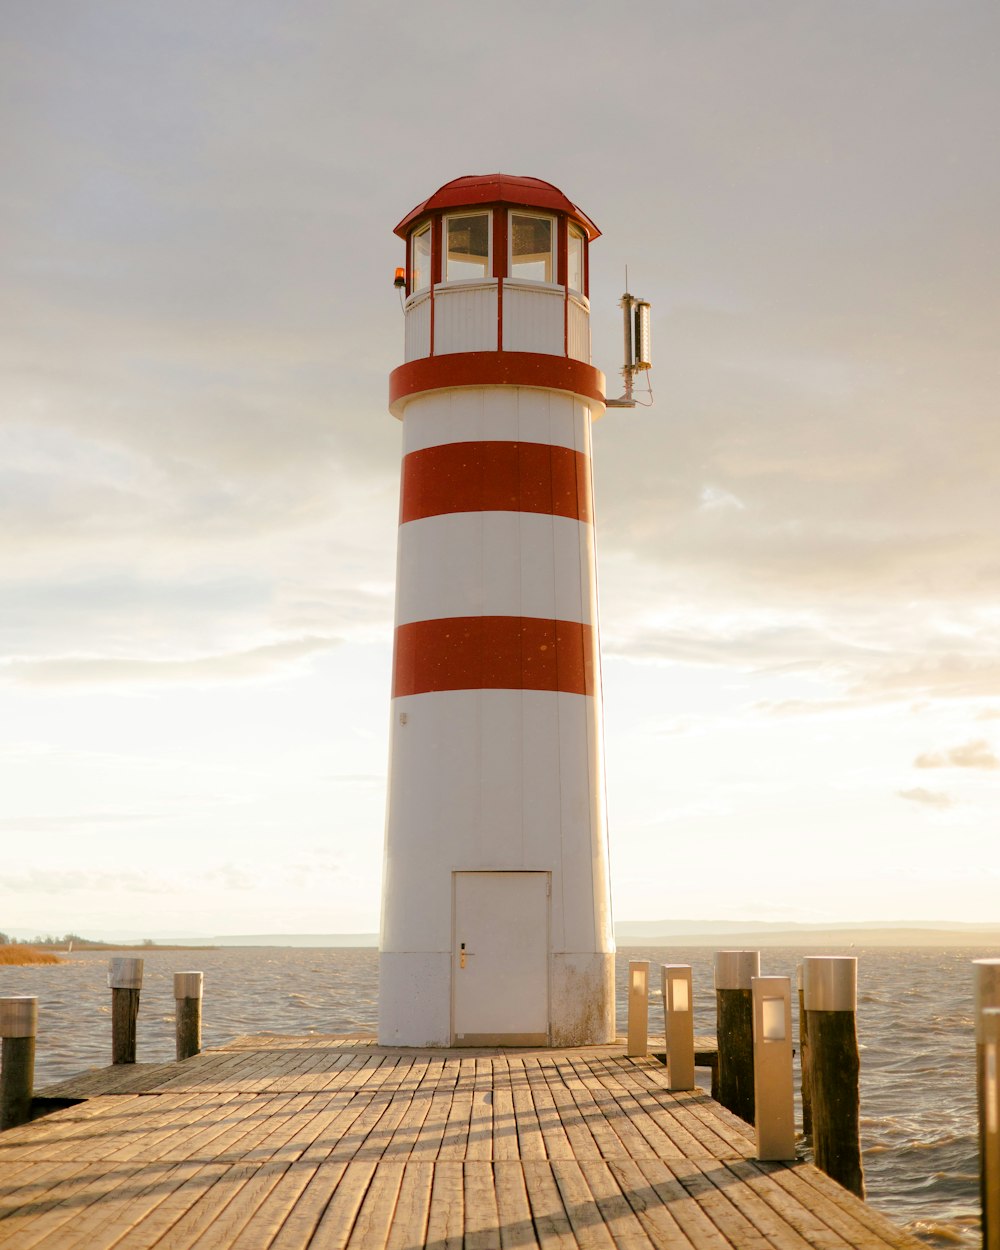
[379,174,615,1047]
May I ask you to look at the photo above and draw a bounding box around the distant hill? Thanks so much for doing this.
[613,919,1000,948]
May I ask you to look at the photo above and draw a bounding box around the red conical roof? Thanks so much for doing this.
[394,174,600,241]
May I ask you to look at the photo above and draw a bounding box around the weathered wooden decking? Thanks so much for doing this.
[0,1035,922,1249]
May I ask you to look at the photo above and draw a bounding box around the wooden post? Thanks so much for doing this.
[0,997,37,1130]
[803,955,864,1198]
[751,976,796,1160]
[626,960,649,1057]
[798,963,812,1137]
[974,959,1000,1250]
[715,950,759,1124]
[174,971,203,1061]
[661,964,695,1090]
[108,957,143,1065]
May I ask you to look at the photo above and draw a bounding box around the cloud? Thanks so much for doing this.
[897,788,954,810]
[3,637,339,688]
[914,739,999,771]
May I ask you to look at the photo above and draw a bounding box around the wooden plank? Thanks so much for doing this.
[107,1163,236,1250]
[463,1160,503,1250]
[114,1161,264,1250]
[606,1157,700,1250]
[522,1159,579,1249]
[507,1056,548,1161]
[577,1158,658,1250]
[668,1157,776,1250]
[541,1067,604,1161]
[631,1157,736,1250]
[524,1058,575,1159]
[0,1162,146,1249]
[753,1163,926,1250]
[494,1161,536,1250]
[300,1158,377,1250]
[437,1086,474,1161]
[266,1162,347,1250]
[385,1160,434,1250]
[345,1160,406,1250]
[720,1160,857,1250]
[551,1159,619,1250]
[425,1159,464,1250]
[298,1093,377,1164]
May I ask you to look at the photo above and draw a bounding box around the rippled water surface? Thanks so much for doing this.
[0,944,988,1247]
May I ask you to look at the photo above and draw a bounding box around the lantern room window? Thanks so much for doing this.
[411,223,431,294]
[567,225,584,293]
[510,213,554,283]
[444,212,490,281]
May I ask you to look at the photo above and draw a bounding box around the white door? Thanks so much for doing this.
[452,871,550,1046]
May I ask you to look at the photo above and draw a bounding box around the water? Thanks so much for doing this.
[0,943,987,1247]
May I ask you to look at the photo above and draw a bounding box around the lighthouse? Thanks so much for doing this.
[380,174,615,1047]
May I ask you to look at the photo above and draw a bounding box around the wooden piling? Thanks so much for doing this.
[108,957,143,1065]
[0,996,37,1130]
[715,950,759,1124]
[974,959,1000,1250]
[174,971,203,1061]
[626,960,650,1057]
[803,954,864,1198]
[798,963,813,1137]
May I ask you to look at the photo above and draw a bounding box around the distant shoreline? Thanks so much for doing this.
[9,925,1000,952]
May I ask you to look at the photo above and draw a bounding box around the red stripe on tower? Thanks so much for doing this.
[392,616,594,698]
[400,441,591,525]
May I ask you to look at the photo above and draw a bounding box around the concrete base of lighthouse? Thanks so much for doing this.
[379,950,615,1048]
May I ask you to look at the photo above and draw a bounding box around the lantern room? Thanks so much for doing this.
[393,174,601,370]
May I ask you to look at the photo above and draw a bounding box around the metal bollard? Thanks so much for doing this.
[627,960,650,1057]
[751,976,795,1160]
[108,957,144,1065]
[797,964,812,1137]
[803,955,863,1197]
[715,950,760,1123]
[974,959,1000,1250]
[174,972,204,1061]
[0,997,37,1130]
[661,964,695,1090]
[981,1008,1000,1250]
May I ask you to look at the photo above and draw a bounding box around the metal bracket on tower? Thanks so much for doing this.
[605,291,652,408]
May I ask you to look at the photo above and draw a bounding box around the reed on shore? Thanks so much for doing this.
[0,945,63,966]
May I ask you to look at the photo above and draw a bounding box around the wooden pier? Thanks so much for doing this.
[0,1034,923,1249]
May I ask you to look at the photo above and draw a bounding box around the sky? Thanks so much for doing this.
[2,0,998,938]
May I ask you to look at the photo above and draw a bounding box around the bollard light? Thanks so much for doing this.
[751,976,795,1161]
[670,975,690,1014]
[761,997,786,1042]
[627,960,650,1058]
[661,964,695,1090]
[977,984,1000,1250]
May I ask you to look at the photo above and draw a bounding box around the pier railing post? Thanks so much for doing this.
[627,959,650,1057]
[0,996,37,1130]
[174,972,204,1061]
[751,975,796,1160]
[798,964,812,1137]
[803,954,864,1198]
[974,959,1000,1250]
[108,957,143,1065]
[661,964,695,1090]
[715,950,760,1123]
